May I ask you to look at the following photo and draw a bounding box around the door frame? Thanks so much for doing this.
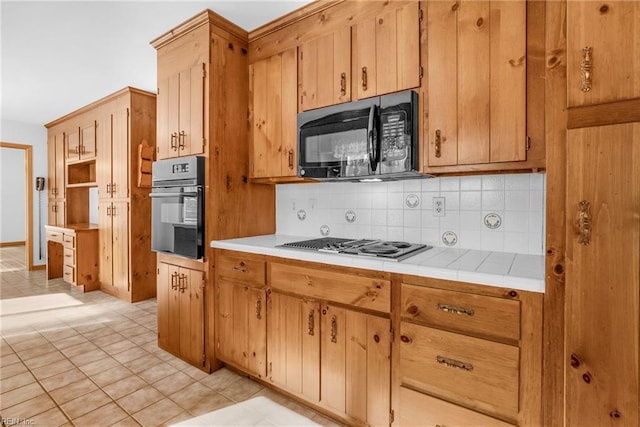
[0,142,34,270]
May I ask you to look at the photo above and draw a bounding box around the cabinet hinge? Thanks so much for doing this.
[157,146,160,153]
[300,51,303,61]
[269,362,272,374]
[202,353,206,366]
[390,409,395,424]
[525,135,531,151]
[419,66,424,79]
[390,326,395,343]
[419,8,424,21]
[201,279,205,289]
[202,63,206,78]
[300,95,304,105]
[157,268,159,275]
[157,87,159,95]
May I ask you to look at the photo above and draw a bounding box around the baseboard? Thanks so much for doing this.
[0,241,26,247]
[31,265,46,271]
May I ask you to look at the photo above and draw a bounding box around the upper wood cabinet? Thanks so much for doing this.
[96,108,129,200]
[353,1,420,100]
[66,122,96,163]
[48,131,65,200]
[567,2,640,107]
[299,27,351,111]
[157,64,205,160]
[249,48,298,179]
[565,123,639,426]
[426,0,527,168]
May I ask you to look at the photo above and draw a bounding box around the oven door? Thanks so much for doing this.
[150,185,204,259]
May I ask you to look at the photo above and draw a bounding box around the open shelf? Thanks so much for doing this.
[67,160,96,186]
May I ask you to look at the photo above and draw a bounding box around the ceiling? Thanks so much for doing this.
[1,0,313,128]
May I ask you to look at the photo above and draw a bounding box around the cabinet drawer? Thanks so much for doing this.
[400,323,519,419]
[47,231,63,243]
[401,284,520,341]
[270,263,390,313]
[217,253,265,286]
[63,234,75,247]
[63,248,75,266]
[399,387,515,427]
[63,265,75,284]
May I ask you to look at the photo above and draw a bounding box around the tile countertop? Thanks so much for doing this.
[210,234,545,293]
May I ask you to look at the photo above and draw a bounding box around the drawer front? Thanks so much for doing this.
[399,387,516,427]
[401,284,520,341]
[270,263,390,313]
[63,265,75,285]
[400,323,519,419]
[63,234,75,247]
[63,248,75,266]
[217,253,266,286]
[47,231,63,243]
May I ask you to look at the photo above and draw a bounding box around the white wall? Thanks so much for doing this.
[0,148,26,242]
[276,173,546,255]
[0,119,48,265]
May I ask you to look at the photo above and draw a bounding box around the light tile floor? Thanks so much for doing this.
[0,246,341,427]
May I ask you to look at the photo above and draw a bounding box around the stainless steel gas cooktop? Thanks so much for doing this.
[279,237,431,262]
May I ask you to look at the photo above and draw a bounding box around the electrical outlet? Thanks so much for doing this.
[433,197,445,217]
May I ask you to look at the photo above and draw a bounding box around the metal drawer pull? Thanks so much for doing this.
[436,355,473,371]
[580,46,593,92]
[307,310,315,336]
[437,303,475,316]
[577,200,591,245]
[330,315,338,343]
[232,261,247,273]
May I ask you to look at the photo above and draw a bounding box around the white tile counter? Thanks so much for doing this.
[210,234,545,293]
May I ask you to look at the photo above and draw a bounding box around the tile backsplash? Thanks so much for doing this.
[276,173,546,255]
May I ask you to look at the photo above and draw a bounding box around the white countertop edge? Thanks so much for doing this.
[211,235,545,293]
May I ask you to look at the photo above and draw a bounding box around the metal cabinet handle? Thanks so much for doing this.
[179,274,187,292]
[330,315,338,343]
[171,132,178,150]
[436,355,473,371]
[307,309,315,336]
[178,131,186,150]
[106,205,112,216]
[577,200,591,245]
[434,129,442,158]
[111,205,116,216]
[111,183,116,195]
[255,298,262,319]
[171,272,179,290]
[340,72,346,96]
[288,149,294,170]
[361,67,368,91]
[106,183,111,195]
[80,144,86,154]
[437,303,475,316]
[581,47,593,93]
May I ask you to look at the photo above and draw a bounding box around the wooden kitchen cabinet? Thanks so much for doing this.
[249,48,298,179]
[425,0,527,168]
[299,27,351,111]
[96,108,129,200]
[65,121,96,163]
[45,224,99,292]
[48,200,66,226]
[567,2,640,107]
[47,131,65,200]
[157,260,206,368]
[353,1,420,100]
[215,251,267,378]
[266,291,320,403]
[98,200,129,299]
[156,64,205,160]
[398,277,542,426]
[565,123,639,426]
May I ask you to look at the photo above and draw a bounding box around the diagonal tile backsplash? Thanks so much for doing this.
[276,173,546,255]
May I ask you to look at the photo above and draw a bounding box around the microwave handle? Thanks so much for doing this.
[368,105,379,172]
[149,191,199,198]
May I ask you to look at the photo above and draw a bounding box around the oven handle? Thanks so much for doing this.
[149,192,199,198]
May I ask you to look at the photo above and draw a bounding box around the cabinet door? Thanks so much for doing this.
[49,200,65,226]
[65,128,80,162]
[111,201,129,294]
[98,201,113,287]
[267,292,320,402]
[300,28,351,111]
[157,262,170,349]
[80,121,96,160]
[355,2,420,99]
[250,48,297,178]
[48,133,65,199]
[111,108,129,198]
[96,114,112,198]
[567,2,640,107]
[166,264,181,354]
[321,305,391,424]
[246,286,267,378]
[178,64,205,156]
[55,133,65,198]
[566,123,639,425]
[427,0,526,167]
[178,267,205,367]
[156,75,173,160]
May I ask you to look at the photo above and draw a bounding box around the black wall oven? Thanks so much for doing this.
[150,156,204,259]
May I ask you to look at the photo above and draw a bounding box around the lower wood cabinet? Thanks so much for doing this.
[157,259,206,369]
[45,224,99,292]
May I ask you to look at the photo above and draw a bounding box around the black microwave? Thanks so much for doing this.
[297,90,420,181]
